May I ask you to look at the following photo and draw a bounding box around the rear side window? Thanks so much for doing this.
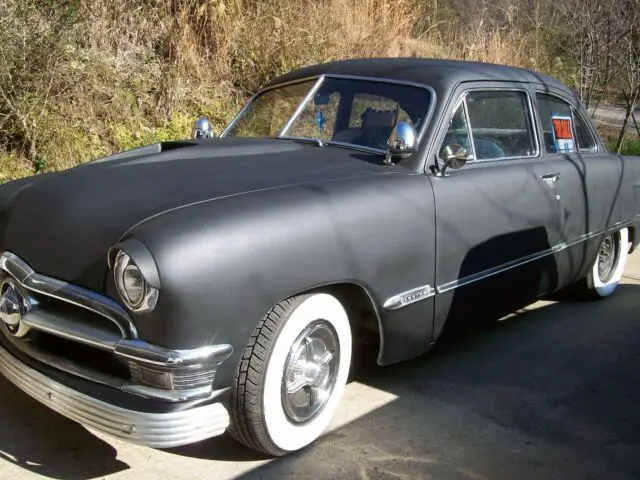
[440,90,537,161]
[537,93,597,153]
[465,91,537,160]
[573,110,597,152]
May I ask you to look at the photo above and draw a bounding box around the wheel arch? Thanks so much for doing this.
[627,223,639,253]
[292,282,384,365]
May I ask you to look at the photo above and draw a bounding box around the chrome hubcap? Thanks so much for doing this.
[282,321,339,424]
[598,233,619,282]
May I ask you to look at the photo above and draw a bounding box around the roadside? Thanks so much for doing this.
[592,104,640,134]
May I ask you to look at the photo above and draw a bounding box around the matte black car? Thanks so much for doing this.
[0,58,639,456]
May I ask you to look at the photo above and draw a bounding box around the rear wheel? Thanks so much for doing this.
[229,293,352,456]
[576,228,628,299]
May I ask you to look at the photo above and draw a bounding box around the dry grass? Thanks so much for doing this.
[0,0,562,180]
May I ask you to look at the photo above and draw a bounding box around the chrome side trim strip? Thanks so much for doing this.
[384,218,640,309]
[383,284,434,311]
[0,251,137,339]
[438,219,640,294]
[437,247,554,294]
[0,345,230,448]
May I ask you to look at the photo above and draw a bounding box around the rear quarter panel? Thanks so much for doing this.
[619,155,640,249]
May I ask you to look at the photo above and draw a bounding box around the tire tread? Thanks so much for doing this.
[228,297,301,456]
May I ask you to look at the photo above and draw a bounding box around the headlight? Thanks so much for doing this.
[114,250,158,312]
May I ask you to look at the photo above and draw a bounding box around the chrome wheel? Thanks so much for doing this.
[282,320,339,424]
[597,233,619,282]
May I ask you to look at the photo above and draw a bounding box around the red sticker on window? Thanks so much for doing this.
[551,115,575,153]
[552,117,572,139]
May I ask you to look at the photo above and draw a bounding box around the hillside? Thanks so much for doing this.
[0,0,638,180]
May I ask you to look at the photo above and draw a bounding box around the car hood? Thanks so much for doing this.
[0,137,390,291]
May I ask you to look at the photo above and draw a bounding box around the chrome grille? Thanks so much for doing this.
[0,251,233,403]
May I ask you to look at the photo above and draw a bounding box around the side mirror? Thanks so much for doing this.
[192,117,215,139]
[439,144,469,175]
[385,121,418,165]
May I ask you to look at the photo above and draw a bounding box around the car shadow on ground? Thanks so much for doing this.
[0,379,129,479]
[1,285,639,479]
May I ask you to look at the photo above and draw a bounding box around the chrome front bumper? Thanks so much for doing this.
[0,344,230,448]
[0,251,233,402]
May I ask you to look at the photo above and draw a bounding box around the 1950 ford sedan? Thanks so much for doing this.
[1,58,639,456]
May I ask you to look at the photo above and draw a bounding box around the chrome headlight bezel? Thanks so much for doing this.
[113,250,159,313]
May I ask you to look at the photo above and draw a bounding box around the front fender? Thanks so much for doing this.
[122,172,436,386]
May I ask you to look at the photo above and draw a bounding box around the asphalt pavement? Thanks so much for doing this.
[1,254,639,479]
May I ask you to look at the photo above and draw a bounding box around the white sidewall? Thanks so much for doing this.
[262,294,352,452]
[592,228,628,297]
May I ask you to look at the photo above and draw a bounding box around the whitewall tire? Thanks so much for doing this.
[229,293,352,456]
[582,228,629,298]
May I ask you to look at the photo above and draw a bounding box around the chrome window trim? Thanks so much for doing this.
[221,74,437,147]
[0,251,137,339]
[462,95,478,161]
[435,87,541,167]
[535,91,600,154]
[220,76,324,138]
[279,76,326,136]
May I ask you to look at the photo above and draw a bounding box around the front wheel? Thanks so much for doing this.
[577,228,629,299]
[229,293,352,456]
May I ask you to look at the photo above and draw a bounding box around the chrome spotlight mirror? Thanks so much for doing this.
[385,121,418,164]
[439,144,469,175]
[192,117,215,139]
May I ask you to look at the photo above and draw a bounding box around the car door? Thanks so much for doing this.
[535,91,625,280]
[429,83,566,339]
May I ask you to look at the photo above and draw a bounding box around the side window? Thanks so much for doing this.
[572,109,598,152]
[537,94,573,153]
[465,91,536,160]
[440,103,472,158]
[536,93,597,153]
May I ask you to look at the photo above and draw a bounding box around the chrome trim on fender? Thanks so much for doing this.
[0,345,230,448]
[0,251,137,339]
[385,218,640,309]
[383,284,435,311]
[437,220,640,294]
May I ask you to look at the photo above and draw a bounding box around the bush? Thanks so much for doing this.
[0,0,569,181]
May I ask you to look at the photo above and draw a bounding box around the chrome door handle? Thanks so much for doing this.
[540,172,560,184]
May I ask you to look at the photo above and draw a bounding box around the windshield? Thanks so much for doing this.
[224,77,433,151]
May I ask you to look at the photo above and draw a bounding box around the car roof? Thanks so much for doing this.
[265,58,572,97]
